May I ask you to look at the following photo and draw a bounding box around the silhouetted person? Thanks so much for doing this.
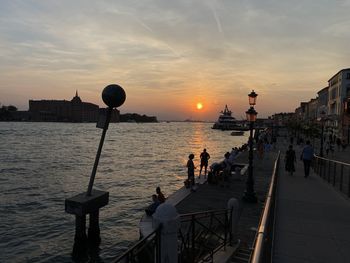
[199,148,210,177]
[301,140,314,178]
[285,145,296,175]
[187,153,196,192]
[145,195,160,216]
[156,186,165,203]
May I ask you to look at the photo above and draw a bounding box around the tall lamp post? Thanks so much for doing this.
[319,110,326,157]
[243,90,258,203]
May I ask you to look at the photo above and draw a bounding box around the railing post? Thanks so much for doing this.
[333,162,337,187]
[323,159,326,179]
[328,160,331,183]
[156,225,161,263]
[227,198,240,245]
[192,214,195,263]
[224,210,228,249]
[340,164,344,192]
[152,204,180,263]
[348,169,350,198]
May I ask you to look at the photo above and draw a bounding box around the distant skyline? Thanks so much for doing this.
[1,0,350,121]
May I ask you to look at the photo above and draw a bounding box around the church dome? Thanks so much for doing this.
[71,90,82,103]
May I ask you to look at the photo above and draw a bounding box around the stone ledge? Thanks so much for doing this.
[65,189,109,216]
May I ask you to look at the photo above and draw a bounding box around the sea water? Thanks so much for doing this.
[0,122,249,262]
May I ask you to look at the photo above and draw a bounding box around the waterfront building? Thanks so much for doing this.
[28,91,119,122]
[295,102,308,121]
[327,68,350,138]
[307,98,318,121]
[342,91,350,143]
[317,87,329,116]
[271,112,294,127]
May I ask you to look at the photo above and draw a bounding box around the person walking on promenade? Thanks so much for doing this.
[285,145,296,175]
[187,153,196,192]
[199,148,210,178]
[301,140,314,178]
[156,186,166,203]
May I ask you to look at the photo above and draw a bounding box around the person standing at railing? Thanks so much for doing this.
[187,153,196,192]
[301,140,314,178]
[199,148,210,178]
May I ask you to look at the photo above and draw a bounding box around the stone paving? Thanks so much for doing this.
[273,136,350,263]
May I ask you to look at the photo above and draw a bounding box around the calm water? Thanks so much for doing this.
[0,122,249,262]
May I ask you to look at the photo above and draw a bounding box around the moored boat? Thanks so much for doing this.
[212,105,249,131]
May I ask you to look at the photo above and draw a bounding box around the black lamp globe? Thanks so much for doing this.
[102,84,126,108]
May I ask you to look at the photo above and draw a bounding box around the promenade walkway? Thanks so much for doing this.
[175,145,279,255]
[273,138,350,263]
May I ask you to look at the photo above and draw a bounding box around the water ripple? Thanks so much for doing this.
[0,122,249,262]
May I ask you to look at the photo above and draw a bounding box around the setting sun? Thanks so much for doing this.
[196,102,203,110]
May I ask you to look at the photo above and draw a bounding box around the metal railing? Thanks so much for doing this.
[250,151,281,263]
[313,155,350,198]
[114,208,233,263]
[114,226,162,263]
[178,208,233,263]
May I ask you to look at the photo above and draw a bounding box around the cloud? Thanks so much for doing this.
[0,0,350,119]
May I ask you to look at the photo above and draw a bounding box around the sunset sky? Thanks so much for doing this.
[1,0,350,121]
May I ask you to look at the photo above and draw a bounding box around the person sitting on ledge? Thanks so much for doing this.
[156,186,166,203]
[145,194,160,216]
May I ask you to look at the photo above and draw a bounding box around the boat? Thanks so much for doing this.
[231,131,244,136]
[212,105,249,131]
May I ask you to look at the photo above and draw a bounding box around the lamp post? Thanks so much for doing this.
[243,91,258,203]
[65,84,126,259]
[320,110,326,157]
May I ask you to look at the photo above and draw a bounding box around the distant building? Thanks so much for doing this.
[271,112,294,127]
[327,68,350,139]
[317,86,328,116]
[307,98,319,121]
[28,91,119,122]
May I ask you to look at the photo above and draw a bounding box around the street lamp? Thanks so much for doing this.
[248,90,258,106]
[243,91,258,203]
[320,110,326,157]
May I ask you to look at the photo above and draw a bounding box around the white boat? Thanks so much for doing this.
[212,105,248,131]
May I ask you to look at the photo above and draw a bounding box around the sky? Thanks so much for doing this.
[1,0,350,121]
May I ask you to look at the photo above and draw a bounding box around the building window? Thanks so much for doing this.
[347,73,350,79]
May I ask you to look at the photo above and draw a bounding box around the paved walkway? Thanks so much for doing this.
[273,138,350,263]
[175,148,278,249]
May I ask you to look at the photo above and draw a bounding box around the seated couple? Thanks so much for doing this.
[145,187,166,216]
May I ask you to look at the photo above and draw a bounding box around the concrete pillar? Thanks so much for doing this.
[227,198,240,245]
[65,190,109,259]
[72,215,88,260]
[153,203,180,263]
[88,210,101,246]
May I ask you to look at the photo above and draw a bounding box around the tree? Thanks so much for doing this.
[7,105,17,111]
